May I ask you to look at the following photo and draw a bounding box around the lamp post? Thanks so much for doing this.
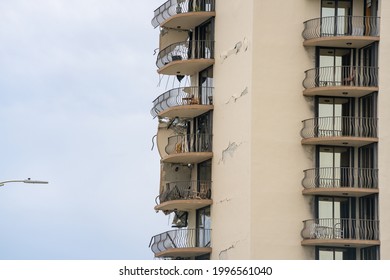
[0,178,49,187]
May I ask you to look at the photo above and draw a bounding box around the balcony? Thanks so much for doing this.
[149,228,211,258]
[156,40,214,75]
[303,66,379,97]
[151,86,213,119]
[152,0,215,30]
[303,16,380,48]
[302,167,378,197]
[163,133,212,163]
[301,218,380,248]
[155,180,212,212]
[301,116,378,146]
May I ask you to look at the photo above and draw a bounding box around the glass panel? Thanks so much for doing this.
[318,198,333,219]
[318,247,356,260]
[318,48,352,86]
[199,67,213,104]
[337,1,352,35]
[196,207,211,247]
[321,0,336,36]
[317,97,353,137]
[319,249,334,260]
[334,251,344,260]
[321,1,352,35]
[318,146,351,187]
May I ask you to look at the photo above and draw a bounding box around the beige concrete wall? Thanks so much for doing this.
[249,0,315,259]
[210,0,319,260]
[377,0,390,259]
[156,125,175,158]
[160,28,189,50]
[211,0,254,259]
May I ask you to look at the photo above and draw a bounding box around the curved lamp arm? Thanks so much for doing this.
[0,178,49,187]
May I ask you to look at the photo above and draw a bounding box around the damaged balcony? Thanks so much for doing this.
[300,116,378,146]
[151,86,213,119]
[303,16,380,48]
[156,39,214,76]
[162,133,212,163]
[152,0,215,30]
[149,228,211,259]
[301,218,380,248]
[302,167,378,197]
[303,66,379,97]
[155,180,212,212]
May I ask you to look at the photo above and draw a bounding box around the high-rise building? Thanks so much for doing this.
[148,0,387,260]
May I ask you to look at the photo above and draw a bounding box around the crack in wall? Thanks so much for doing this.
[225,87,248,104]
[218,244,235,260]
[218,141,242,164]
[218,238,246,260]
[220,37,248,63]
[217,198,232,204]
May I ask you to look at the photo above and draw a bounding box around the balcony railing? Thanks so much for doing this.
[156,40,214,69]
[303,66,378,90]
[301,116,377,139]
[152,0,216,28]
[302,167,378,189]
[303,16,380,40]
[149,228,211,255]
[156,180,212,205]
[301,218,379,241]
[151,86,213,118]
[166,133,212,155]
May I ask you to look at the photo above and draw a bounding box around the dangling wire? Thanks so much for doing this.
[151,134,157,151]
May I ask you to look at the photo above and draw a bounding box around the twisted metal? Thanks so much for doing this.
[301,218,379,240]
[156,40,214,69]
[152,0,216,28]
[303,66,378,90]
[156,180,212,205]
[300,116,377,139]
[302,16,380,39]
[151,86,214,118]
[302,167,378,189]
[149,228,211,255]
[166,133,212,154]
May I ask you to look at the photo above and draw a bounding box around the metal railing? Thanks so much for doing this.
[303,16,380,40]
[156,40,214,69]
[302,167,378,189]
[151,86,214,118]
[152,0,216,28]
[166,133,212,154]
[156,180,212,205]
[303,66,378,90]
[149,228,211,255]
[301,218,379,240]
[300,116,377,139]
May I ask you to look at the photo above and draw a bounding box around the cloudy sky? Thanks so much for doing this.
[0,0,172,259]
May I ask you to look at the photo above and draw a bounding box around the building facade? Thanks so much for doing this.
[149,0,389,260]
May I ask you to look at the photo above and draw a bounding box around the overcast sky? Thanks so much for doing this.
[0,0,173,260]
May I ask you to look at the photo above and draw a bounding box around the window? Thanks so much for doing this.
[361,246,380,260]
[317,247,356,260]
[196,206,211,247]
[316,146,353,187]
[321,0,352,36]
[316,48,354,87]
[193,112,212,152]
[195,20,214,59]
[316,196,355,239]
[199,66,213,105]
[315,96,354,137]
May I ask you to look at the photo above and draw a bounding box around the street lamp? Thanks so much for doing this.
[0,178,49,187]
